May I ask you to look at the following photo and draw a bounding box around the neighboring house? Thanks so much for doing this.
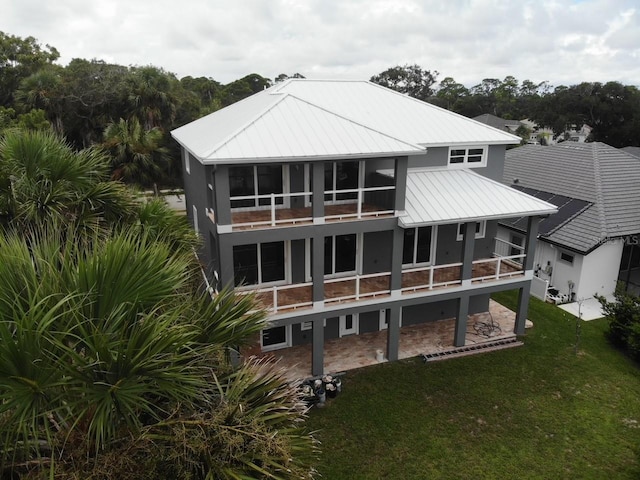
[171,79,557,377]
[520,119,554,145]
[473,114,524,134]
[499,142,640,302]
[621,146,640,159]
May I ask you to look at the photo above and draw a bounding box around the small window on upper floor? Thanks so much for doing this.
[448,146,487,167]
[185,152,191,174]
[456,221,486,241]
[560,252,574,265]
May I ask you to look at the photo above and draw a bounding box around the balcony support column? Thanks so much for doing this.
[218,235,235,288]
[312,161,325,222]
[386,306,401,361]
[460,221,476,284]
[454,294,470,347]
[393,156,408,214]
[390,228,404,292]
[213,165,231,226]
[312,233,325,304]
[312,318,324,376]
[523,216,541,271]
[515,286,530,335]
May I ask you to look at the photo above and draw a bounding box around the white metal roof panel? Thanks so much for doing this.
[277,80,521,147]
[200,94,424,162]
[399,169,557,227]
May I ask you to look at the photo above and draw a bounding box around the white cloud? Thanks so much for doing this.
[2,0,639,87]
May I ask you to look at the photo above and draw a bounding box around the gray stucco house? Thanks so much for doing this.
[171,79,557,376]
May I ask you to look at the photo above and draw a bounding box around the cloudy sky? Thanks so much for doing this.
[3,0,640,87]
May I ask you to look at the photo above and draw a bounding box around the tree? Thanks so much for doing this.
[0,128,135,231]
[127,66,178,131]
[597,285,640,361]
[434,77,469,110]
[370,64,439,100]
[0,31,59,107]
[103,117,170,186]
[218,73,272,106]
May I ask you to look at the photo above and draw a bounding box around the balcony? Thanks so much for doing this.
[241,239,526,314]
[222,186,395,231]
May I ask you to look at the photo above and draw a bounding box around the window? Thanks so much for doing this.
[402,226,434,265]
[448,146,487,167]
[324,160,360,202]
[339,313,358,336]
[261,325,290,350]
[300,321,312,331]
[192,205,199,233]
[233,241,286,286]
[185,152,191,174]
[457,221,486,241]
[324,234,357,275]
[560,252,574,265]
[229,165,284,208]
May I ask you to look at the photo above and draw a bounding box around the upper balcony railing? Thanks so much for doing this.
[239,239,527,314]
[223,186,395,230]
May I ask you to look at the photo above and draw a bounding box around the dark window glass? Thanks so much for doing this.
[403,228,416,264]
[262,326,286,346]
[560,252,574,264]
[335,234,357,272]
[324,236,333,275]
[257,165,283,206]
[233,244,258,286]
[324,163,333,201]
[260,242,285,282]
[345,314,353,330]
[229,166,255,208]
[335,161,358,200]
[468,148,484,162]
[416,227,432,263]
[450,149,465,164]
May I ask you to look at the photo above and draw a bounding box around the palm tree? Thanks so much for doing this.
[0,224,319,479]
[0,128,135,230]
[103,117,170,186]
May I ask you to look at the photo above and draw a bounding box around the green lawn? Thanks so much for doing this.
[306,291,640,479]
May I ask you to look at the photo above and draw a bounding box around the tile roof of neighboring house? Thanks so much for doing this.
[172,79,521,163]
[473,114,523,131]
[391,168,557,227]
[503,142,640,253]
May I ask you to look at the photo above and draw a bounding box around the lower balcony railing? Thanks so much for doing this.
[239,254,525,314]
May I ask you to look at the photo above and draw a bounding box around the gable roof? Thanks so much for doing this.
[172,79,521,164]
[473,113,523,131]
[393,168,557,227]
[503,142,640,253]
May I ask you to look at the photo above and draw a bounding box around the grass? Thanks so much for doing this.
[306,291,640,479]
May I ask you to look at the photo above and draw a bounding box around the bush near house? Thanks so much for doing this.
[597,285,640,361]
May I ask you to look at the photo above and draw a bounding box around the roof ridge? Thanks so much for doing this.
[284,92,425,151]
[202,92,288,158]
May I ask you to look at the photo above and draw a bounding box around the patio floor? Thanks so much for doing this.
[248,300,526,382]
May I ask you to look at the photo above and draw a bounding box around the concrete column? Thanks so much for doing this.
[386,305,401,361]
[460,222,476,282]
[394,156,408,213]
[312,234,325,304]
[213,165,231,226]
[312,318,324,376]
[218,235,235,288]
[515,286,530,335]
[524,216,541,271]
[312,161,325,221]
[454,294,470,347]
[390,227,404,292]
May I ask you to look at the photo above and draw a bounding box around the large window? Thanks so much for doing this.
[229,165,284,208]
[233,241,286,286]
[402,226,433,265]
[324,161,360,202]
[448,146,487,167]
[324,234,357,275]
[261,325,290,350]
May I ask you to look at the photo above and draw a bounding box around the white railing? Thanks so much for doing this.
[400,262,464,292]
[472,254,525,282]
[230,191,313,228]
[240,281,314,313]
[493,237,525,264]
[324,271,391,304]
[324,186,395,220]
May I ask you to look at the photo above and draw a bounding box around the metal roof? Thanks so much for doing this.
[396,168,557,227]
[172,79,521,164]
[504,142,640,253]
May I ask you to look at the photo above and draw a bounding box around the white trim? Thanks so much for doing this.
[185,152,191,174]
[402,225,437,267]
[448,145,488,168]
[261,325,291,351]
[339,313,359,337]
[456,221,486,241]
[300,320,312,331]
[192,205,199,233]
[324,233,359,278]
[379,309,388,330]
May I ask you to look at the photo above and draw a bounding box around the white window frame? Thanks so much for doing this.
[402,226,437,267]
[325,160,364,205]
[339,313,359,337]
[559,251,575,265]
[300,321,312,331]
[260,324,291,351]
[192,205,199,233]
[379,309,388,330]
[456,221,486,241]
[230,164,289,210]
[324,233,360,278]
[234,241,290,289]
[448,146,487,168]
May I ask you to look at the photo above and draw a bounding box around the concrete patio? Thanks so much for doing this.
[249,300,527,382]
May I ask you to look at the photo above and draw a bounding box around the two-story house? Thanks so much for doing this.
[171,79,557,377]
